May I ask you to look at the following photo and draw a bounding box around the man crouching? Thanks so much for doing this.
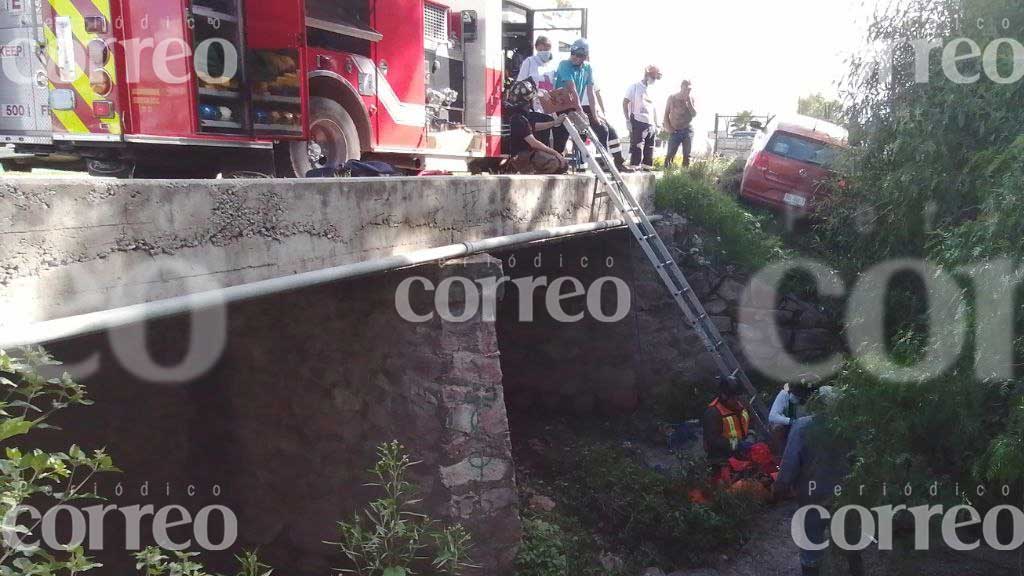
[506,79,569,175]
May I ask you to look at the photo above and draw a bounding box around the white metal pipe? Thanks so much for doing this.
[2,217,644,348]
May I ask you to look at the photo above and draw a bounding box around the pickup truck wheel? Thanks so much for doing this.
[282,97,360,177]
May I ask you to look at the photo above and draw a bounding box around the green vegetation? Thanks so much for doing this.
[656,0,1024,557]
[514,519,569,576]
[0,347,275,576]
[2,348,461,576]
[516,435,762,573]
[730,110,755,132]
[655,160,786,270]
[0,347,118,576]
[797,93,843,124]
[556,444,760,568]
[332,441,474,576]
[809,0,1024,529]
[134,549,273,576]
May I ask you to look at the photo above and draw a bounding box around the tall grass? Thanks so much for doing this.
[655,162,785,271]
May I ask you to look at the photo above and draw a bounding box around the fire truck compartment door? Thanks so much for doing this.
[531,8,587,57]
[245,0,308,140]
[371,0,426,144]
[0,0,52,139]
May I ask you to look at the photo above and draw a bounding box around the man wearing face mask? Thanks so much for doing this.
[514,36,564,148]
[517,36,556,96]
[623,65,662,170]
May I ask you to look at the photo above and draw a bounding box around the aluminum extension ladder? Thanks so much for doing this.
[559,111,770,434]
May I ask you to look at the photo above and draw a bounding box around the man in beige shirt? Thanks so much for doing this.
[664,80,697,168]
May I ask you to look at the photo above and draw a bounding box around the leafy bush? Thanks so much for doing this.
[655,168,785,270]
[331,441,473,576]
[135,549,216,576]
[810,0,1024,536]
[514,519,568,576]
[0,347,119,576]
[820,0,1024,274]
[134,548,273,576]
[552,444,760,568]
[716,158,747,197]
[0,347,274,576]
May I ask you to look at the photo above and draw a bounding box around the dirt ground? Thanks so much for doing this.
[510,415,1022,576]
[674,500,1021,576]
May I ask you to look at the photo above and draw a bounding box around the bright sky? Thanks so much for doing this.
[533,0,883,152]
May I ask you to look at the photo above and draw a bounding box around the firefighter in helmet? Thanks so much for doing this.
[505,78,569,175]
[703,375,754,465]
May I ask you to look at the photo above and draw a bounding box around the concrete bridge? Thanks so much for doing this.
[1,174,658,575]
[0,175,836,575]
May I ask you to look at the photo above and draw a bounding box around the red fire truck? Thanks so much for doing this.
[0,0,585,177]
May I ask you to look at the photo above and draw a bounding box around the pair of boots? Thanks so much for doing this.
[593,157,633,174]
[801,553,864,576]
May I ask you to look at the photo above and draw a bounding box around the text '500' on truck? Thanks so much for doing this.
[0,0,586,177]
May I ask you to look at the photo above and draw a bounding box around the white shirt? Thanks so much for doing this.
[517,55,556,112]
[769,385,803,429]
[625,80,657,125]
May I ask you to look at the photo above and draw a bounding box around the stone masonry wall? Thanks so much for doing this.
[39,258,520,576]
[633,214,841,394]
[494,214,841,418]
[29,210,837,576]
[495,231,647,416]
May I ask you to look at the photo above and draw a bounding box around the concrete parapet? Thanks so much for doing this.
[0,174,654,329]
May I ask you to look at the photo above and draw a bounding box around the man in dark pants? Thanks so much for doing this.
[505,79,568,174]
[664,80,697,168]
[774,387,864,576]
[552,39,630,171]
[623,65,662,169]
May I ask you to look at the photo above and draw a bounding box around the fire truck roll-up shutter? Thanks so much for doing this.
[44,0,122,140]
[0,0,53,144]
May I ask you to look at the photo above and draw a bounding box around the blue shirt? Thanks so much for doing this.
[777,416,849,505]
[553,60,594,102]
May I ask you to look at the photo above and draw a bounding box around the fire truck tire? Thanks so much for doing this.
[86,159,136,178]
[283,97,360,177]
[1,160,32,173]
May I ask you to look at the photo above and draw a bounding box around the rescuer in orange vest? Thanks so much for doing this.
[703,376,753,464]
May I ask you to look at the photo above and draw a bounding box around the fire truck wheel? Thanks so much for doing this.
[0,160,32,173]
[284,97,360,177]
[86,159,135,178]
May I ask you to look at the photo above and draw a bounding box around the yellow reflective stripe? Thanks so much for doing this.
[88,0,111,21]
[49,0,89,45]
[47,82,90,134]
[723,416,739,440]
[43,19,122,135]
